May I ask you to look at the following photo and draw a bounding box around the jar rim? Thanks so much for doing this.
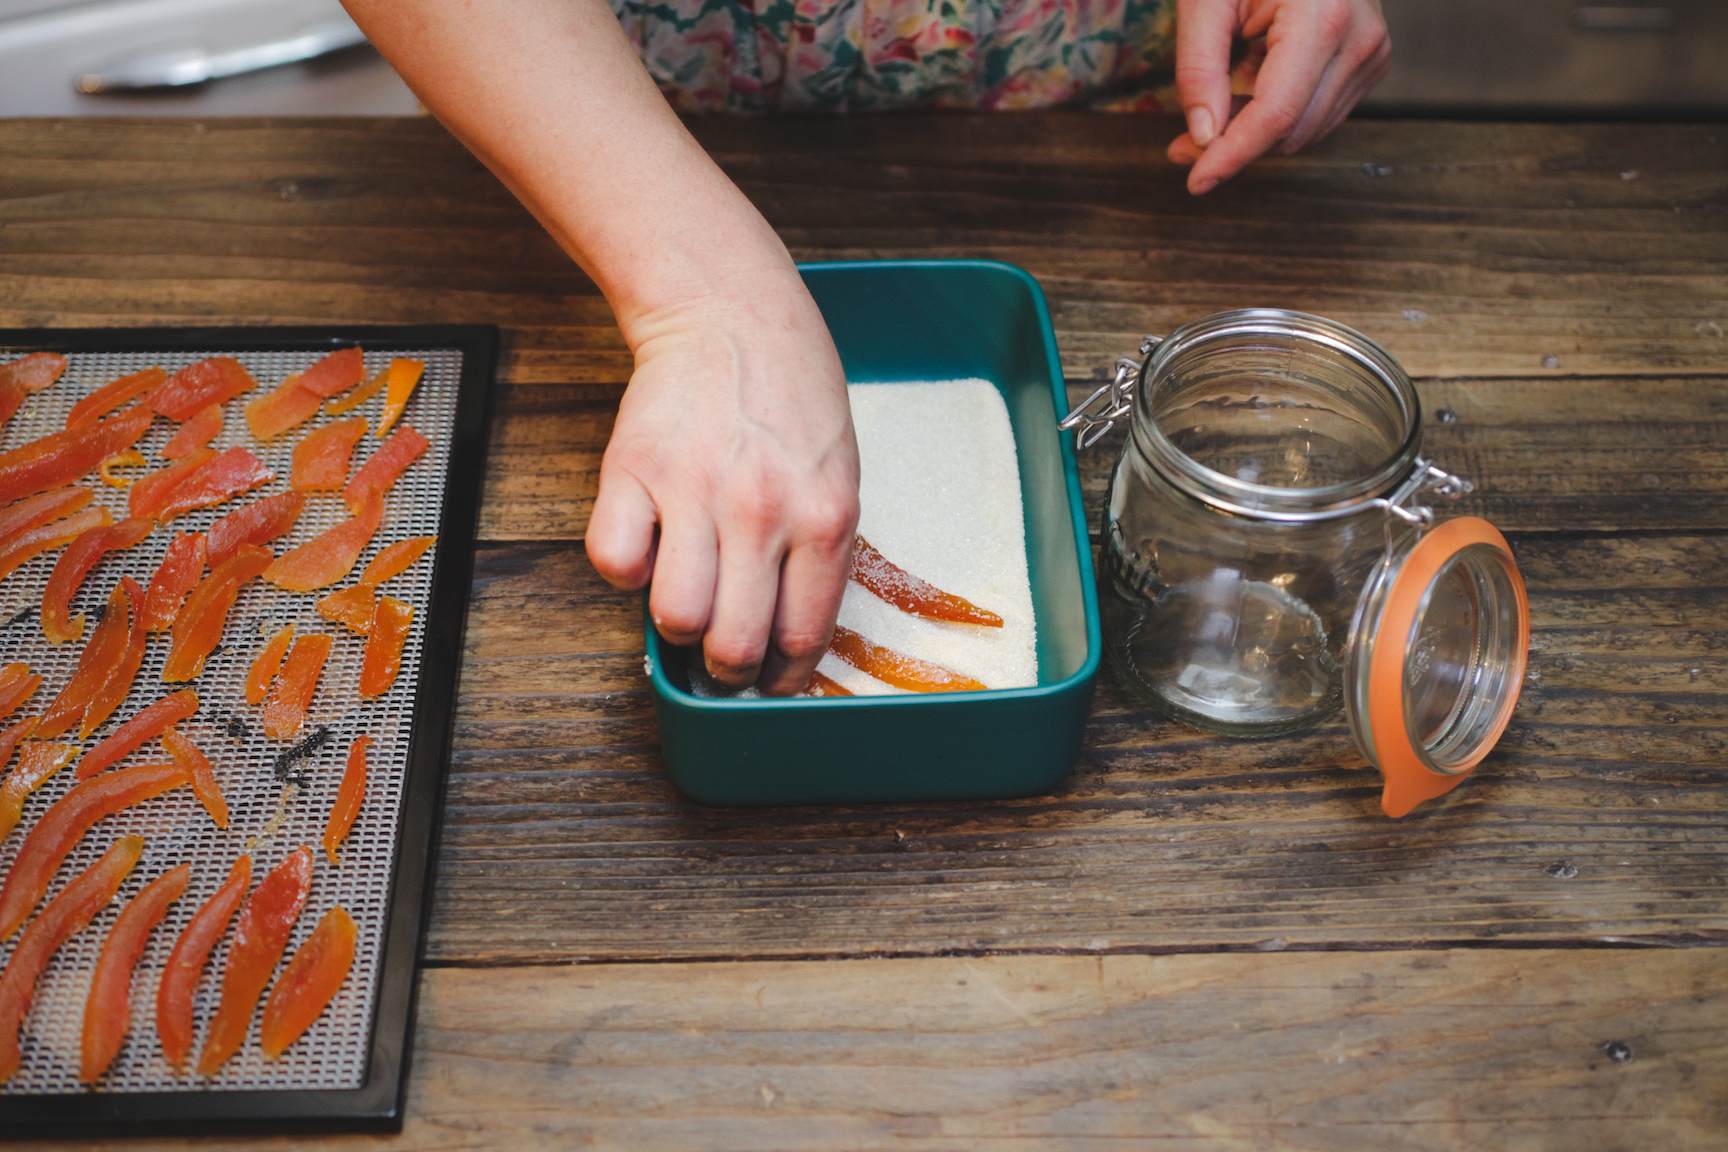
[1132,309,1423,520]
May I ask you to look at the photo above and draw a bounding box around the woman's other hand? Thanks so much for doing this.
[1167,0,1391,194]
[587,277,861,696]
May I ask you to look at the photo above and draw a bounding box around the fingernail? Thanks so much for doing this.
[1189,107,1216,147]
[1192,176,1217,196]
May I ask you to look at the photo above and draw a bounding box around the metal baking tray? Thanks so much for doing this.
[0,325,496,1137]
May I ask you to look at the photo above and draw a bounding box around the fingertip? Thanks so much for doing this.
[703,641,765,689]
[651,606,707,649]
[756,651,813,697]
[647,513,718,648]
[1174,0,1239,124]
[1167,133,1200,166]
[586,473,657,590]
[760,541,846,696]
[1186,105,1216,148]
[755,652,794,696]
[587,536,653,591]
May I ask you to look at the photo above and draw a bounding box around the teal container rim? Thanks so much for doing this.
[644,258,1102,713]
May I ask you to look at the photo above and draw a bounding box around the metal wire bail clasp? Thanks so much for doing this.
[1061,335,1162,449]
[1377,458,1474,546]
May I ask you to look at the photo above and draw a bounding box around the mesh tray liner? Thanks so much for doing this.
[0,346,461,1096]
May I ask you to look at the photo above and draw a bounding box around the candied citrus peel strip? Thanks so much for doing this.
[245,374,323,442]
[197,845,312,1077]
[41,515,153,644]
[375,358,424,439]
[158,855,250,1072]
[0,835,143,1085]
[66,367,164,429]
[322,735,370,865]
[262,633,333,740]
[850,535,1004,627]
[153,446,273,523]
[161,402,223,460]
[0,663,41,725]
[0,487,91,551]
[0,505,110,585]
[98,449,148,488]
[246,624,295,706]
[82,577,149,739]
[163,727,228,830]
[207,490,304,568]
[326,362,388,416]
[0,737,71,844]
[129,447,216,518]
[359,598,412,698]
[38,582,130,739]
[0,761,187,940]
[142,531,207,633]
[0,404,152,506]
[263,495,383,592]
[165,546,272,682]
[247,625,300,706]
[0,715,37,769]
[827,625,987,694]
[295,347,365,399]
[344,425,427,513]
[0,353,68,429]
[291,417,366,492]
[260,905,357,1059]
[361,535,436,586]
[1,353,67,396]
[807,670,853,698]
[316,585,375,635]
[76,690,199,781]
[80,862,190,1083]
[149,357,255,421]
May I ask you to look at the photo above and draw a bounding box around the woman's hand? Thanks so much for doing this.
[344,0,862,695]
[587,277,861,695]
[1168,0,1391,194]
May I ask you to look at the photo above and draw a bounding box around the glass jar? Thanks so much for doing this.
[1064,310,1530,817]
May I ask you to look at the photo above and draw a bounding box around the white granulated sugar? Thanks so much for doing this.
[691,377,1037,697]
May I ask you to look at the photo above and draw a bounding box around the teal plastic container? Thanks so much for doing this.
[646,260,1101,805]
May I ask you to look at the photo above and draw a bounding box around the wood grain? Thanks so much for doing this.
[14,950,1726,1151]
[425,531,1728,963]
[473,374,1728,540]
[2,116,1725,1144]
[2,118,1724,385]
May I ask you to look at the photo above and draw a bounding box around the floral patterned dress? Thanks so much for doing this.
[608,0,1206,113]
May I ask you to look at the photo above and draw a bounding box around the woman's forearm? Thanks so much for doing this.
[342,0,800,342]
[350,0,859,698]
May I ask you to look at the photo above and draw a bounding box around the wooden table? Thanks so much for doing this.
[4,115,1726,1149]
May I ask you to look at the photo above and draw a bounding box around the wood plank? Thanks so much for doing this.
[474,375,1728,541]
[426,533,1728,964]
[17,950,1726,1150]
[1,119,1723,382]
[479,382,615,541]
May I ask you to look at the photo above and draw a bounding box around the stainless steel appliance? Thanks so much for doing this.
[0,0,417,116]
[1368,0,1728,114]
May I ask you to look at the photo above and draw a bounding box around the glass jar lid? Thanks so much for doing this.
[1345,517,1530,817]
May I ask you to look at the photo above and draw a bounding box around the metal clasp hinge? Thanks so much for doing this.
[1060,335,1162,449]
[1378,459,1473,541]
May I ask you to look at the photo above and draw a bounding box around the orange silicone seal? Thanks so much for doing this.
[1369,517,1529,818]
